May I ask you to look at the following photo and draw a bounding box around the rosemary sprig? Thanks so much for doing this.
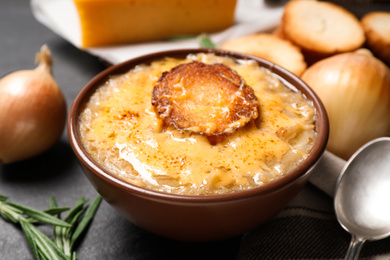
[50,196,103,259]
[0,195,70,226]
[0,194,102,260]
[164,33,218,48]
[197,34,218,48]
[70,196,102,248]
[165,34,197,41]
[7,201,71,227]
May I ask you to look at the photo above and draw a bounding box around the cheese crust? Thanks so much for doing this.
[79,53,317,195]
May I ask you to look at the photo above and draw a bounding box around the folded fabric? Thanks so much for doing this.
[238,151,390,259]
[309,151,346,197]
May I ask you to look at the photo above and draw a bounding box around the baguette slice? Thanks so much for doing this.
[281,0,365,62]
[221,33,307,76]
[152,61,258,136]
[361,11,390,65]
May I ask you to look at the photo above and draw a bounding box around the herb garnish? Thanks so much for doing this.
[0,194,102,260]
[164,33,218,48]
[197,34,218,48]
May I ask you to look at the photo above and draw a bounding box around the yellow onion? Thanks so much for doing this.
[0,45,66,164]
[302,49,390,160]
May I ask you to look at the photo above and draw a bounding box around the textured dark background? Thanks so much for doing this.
[1,1,389,259]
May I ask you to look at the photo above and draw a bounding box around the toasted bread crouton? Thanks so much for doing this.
[221,33,307,76]
[281,0,365,62]
[361,11,390,65]
[152,61,258,135]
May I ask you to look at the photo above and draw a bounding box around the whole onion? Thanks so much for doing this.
[302,49,390,160]
[0,45,66,164]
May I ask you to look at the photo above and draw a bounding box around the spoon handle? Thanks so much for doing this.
[345,235,366,260]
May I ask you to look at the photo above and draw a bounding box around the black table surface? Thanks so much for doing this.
[1,1,389,259]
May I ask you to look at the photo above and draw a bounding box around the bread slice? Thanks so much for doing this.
[221,33,307,76]
[281,0,365,61]
[361,11,390,65]
[152,61,258,136]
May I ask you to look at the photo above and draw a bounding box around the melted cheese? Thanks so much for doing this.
[79,53,317,195]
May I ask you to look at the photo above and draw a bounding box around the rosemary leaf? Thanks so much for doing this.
[37,251,46,260]
[54,225,65,251]
[62,235,72,258]
[7,202,71,227]
[46,197,69,219]
[0,195,103,260]
[49,196,64,251]
[197,34,218,48]
[60,209,84,257]
[0,211,12,223]
[49,196,58,211]
[43,207,70,216]
[27,207,70,225]
[70,196,102,247]
[60,198,87,256]
[66,210,84,238]
[165,34,196,41]
[64,198,87,223]
[1,200,24,214]
[20,220,41,260]
[29,223,70,260]
[0,201,23,223]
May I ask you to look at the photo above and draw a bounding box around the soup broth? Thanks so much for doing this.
[78,53,317,195]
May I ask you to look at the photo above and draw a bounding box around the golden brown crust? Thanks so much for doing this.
[272,25,286,39]
[221,33,307,76]
[152,61,258,135]
[361,11,390,65]
[281,0,365,59]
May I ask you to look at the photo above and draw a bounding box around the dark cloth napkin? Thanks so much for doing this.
[237,151,390,260]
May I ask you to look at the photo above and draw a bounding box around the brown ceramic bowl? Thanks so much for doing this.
[67,48,329,242]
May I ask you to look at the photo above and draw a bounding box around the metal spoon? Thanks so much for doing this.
[334,137,390,260]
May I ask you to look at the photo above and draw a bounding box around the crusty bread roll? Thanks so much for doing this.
[281,0,365,63]
[221,33,307,76]
[361,11,390,65]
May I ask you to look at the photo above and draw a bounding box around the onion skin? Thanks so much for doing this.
[0,45,67,164]
[302,49,390,160]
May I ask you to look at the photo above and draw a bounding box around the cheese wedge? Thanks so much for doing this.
[73,0,237,47]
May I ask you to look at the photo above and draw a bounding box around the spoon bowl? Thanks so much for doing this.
[334,137,390,259]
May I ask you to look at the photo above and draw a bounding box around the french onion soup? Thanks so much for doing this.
[78,53,317,195]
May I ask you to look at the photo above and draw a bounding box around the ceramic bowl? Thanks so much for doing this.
[67,48,329,241]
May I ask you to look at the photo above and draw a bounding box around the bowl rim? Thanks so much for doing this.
[67,48,329,203]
